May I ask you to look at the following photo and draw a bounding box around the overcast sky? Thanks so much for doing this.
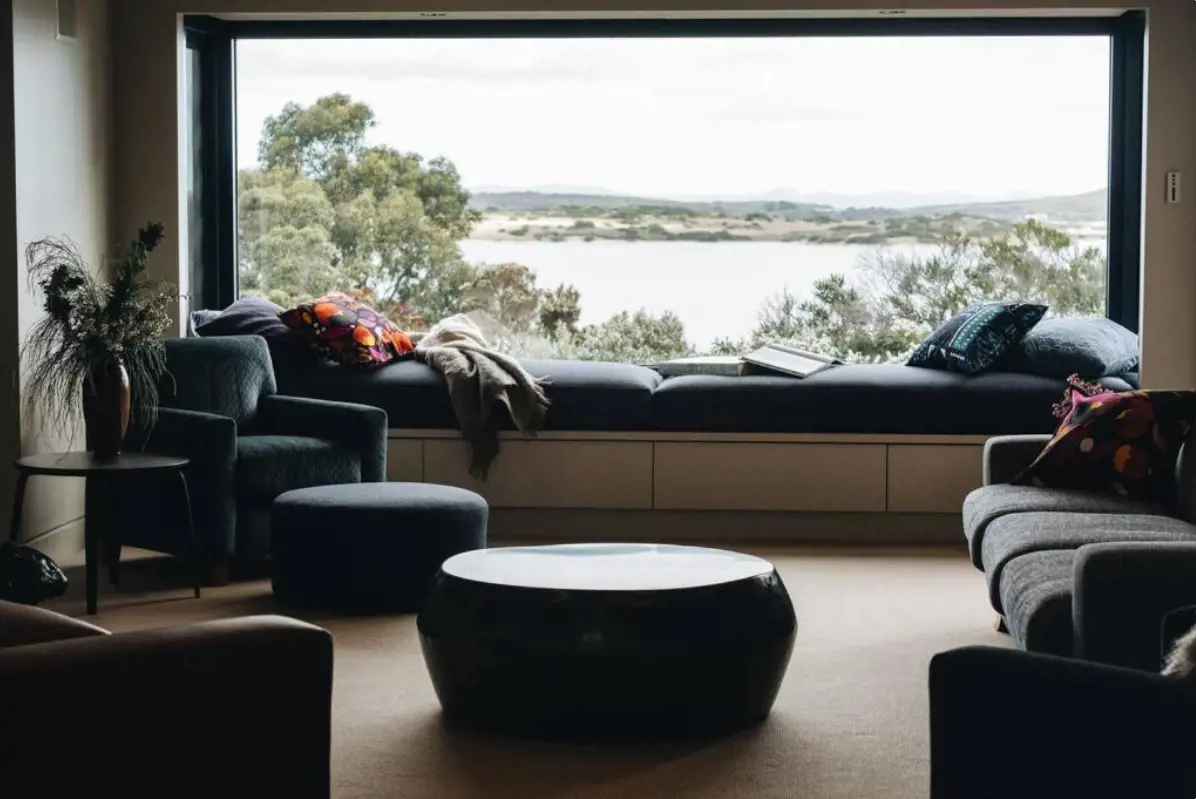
[236,36,1110,203]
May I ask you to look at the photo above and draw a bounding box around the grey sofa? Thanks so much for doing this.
[963,432,1196,669]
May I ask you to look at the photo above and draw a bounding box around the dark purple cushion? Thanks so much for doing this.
[195,296,315,377]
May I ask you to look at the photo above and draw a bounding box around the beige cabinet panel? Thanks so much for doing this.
[887,445,984,513]
[423,440,653,509]
[386,439,424,482]
[654,443,887,511]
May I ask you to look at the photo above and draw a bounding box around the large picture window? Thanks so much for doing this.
[189,15,1144,365]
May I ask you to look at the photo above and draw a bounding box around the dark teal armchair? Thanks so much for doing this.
[107,336,387,582]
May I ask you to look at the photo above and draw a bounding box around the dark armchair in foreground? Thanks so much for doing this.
[104,335,387,583]
[929,607,1196,798]
[0,599,333,799]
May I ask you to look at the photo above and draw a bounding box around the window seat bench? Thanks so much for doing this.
[273,358,1134,544]
[281,359,1133,435]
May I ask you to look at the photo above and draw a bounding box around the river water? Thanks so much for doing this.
[459,237,1108,349]
[459,239,939,348]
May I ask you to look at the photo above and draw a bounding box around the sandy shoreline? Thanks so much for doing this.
[470,212,1104,245]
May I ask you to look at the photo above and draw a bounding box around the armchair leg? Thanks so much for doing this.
[207,562,231,587]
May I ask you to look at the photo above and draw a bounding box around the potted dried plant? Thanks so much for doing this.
[22,223,175,461]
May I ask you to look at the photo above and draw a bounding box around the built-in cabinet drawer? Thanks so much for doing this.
[389,434,981,515]
[653,442,887,511]
[386,439,423,482]
[886,445,984,513]
[423,440,653,509]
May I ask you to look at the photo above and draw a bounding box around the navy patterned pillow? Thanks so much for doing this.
[908,302,1047,375]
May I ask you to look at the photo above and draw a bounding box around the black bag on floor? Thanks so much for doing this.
[0,541,68,605]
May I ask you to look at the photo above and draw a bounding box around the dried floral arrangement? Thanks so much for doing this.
[21,223,175,445]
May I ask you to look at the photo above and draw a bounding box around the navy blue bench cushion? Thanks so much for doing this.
[279,358,662,431]
[650,365,1134,435]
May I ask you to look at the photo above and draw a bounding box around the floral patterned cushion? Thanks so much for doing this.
[280,292,414,369]
[1013,382,1196,502]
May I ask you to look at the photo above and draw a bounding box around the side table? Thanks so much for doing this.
[9,452,202,615]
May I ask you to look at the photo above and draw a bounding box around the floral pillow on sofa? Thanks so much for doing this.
[1013,377,1196,503]
[280,292,415,369]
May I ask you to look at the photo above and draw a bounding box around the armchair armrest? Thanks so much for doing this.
[1073,542,1196,671]
[123,407,238,563]
[139,407,238,465]
[0,615,333,799]
[982,434,1051,485]
[258,394,388,482]
[930,646,1196,799]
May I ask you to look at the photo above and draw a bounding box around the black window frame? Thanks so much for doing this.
[186,12,1146,332]
[185,16,238,311]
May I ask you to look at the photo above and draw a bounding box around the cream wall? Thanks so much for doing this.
[110,0,1196,392]
[2,0,111,552]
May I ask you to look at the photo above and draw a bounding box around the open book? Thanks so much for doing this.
[740,342,842,378]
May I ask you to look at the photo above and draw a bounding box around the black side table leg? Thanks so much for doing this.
[177,471,201,599]
[84,501,100,615]
[105,483,121,587]
[9,471,29,542]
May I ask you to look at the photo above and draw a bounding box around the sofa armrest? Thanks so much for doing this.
[1073,542,1196,671]
[0,615,332,799]
[982,434,1051,485]
[0,599,109,647]
[259,394,388,482]
[929,645,1196,799]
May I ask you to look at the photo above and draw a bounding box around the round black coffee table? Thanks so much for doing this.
[417,543,797,741]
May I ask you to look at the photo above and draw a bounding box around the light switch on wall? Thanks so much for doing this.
[1166,171,1182,205]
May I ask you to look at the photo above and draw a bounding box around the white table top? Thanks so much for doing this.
[441,543,773,591]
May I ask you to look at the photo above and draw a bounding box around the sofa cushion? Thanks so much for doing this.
[188,308,222,337]
[962,484,1160,568]
[907,301,1047,375]
[981,511,1196,613]
[1013,389,1196,503]
[999,550,1076,657]
[283,358,662,431]
[237,435,361,501]
[281,292,415,369]
[652,365,1133,435]
[1003,316,1140,380]
[194,296,315,375]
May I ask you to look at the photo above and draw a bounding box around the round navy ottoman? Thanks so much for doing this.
[270,483,488,612]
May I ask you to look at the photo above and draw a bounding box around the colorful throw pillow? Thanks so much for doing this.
[280,292,415,369]
[907,302,1047,375]
[1013,383,1196,502]
[1049,374,1119,427]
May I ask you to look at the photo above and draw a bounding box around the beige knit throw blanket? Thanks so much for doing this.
[414,315,550,479]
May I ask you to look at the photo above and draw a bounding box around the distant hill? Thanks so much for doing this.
[469,188,1108,223]
[910,189,1108,222]
[468,191,833,217]
[673,189,1019,209]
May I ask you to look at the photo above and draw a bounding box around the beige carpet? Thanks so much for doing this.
[45,545,1008,799]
